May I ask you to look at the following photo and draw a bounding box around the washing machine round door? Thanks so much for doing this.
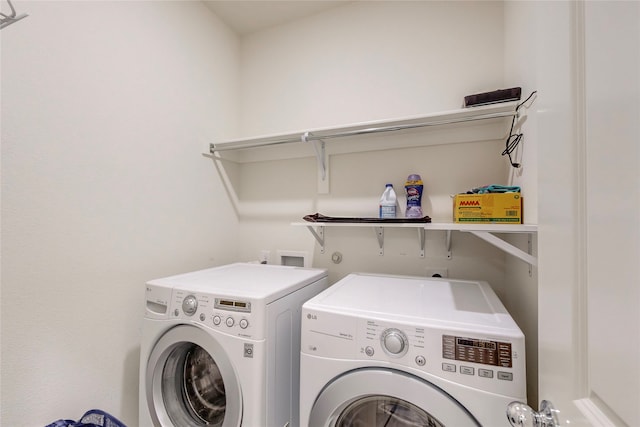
[309,368,481,427]
[146,325,242,427]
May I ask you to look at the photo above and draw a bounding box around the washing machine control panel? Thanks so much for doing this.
[170,289,258,338]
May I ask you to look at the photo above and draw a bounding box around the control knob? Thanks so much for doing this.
[381,328,408,357]
[182,295,198,316]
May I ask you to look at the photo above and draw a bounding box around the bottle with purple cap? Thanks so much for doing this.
[404,174,423,218]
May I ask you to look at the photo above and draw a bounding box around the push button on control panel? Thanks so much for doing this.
[442,363,456,373]
[213,315,222,326]
[460,366,475,376]
[226,317,235,327]
[478,369,494,378]
[239,318,249,329]
[498,371,513,381]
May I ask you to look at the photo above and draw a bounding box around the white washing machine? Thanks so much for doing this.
[299,273,526,427]
[139,262,328,427]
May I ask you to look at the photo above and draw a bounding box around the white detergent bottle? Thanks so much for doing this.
[379,184,397,218]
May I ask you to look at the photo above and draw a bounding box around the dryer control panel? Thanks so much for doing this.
[301,308,526,398]
[360,318,524,396]
[442,335,513,368]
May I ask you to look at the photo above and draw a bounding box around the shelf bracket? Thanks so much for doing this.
[375,227,425,257]
[306,225,325,254]
[466,230,537,266]
[302,132,329,194]
[375,227,384,256]
[445,230,452,259]
[1,0,28,29]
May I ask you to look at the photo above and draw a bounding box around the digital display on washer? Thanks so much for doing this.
[214,298,251,313]
[442,335,512,367]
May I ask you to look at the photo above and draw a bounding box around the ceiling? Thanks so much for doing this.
[203,1,350,35]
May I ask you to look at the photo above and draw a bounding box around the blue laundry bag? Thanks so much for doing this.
[45,409,126,427]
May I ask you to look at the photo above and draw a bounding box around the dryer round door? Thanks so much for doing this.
[309,368,481,427]
[146,325,242,427]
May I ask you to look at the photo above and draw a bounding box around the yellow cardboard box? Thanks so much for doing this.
[453,192,522,223]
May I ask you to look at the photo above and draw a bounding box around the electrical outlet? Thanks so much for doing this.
[426,268,448,278]
[259,250,270,264]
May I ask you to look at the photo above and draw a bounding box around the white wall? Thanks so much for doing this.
[239,1,505,136]
[234,8,514,293]
[1,1,239,425]
[227,0,539,402]
[1,1,544,425]
[234,0,508,255]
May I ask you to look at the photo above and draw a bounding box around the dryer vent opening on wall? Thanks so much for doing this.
[278,250,309,268]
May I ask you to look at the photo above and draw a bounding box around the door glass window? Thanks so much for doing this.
[336,395,445,427]
[162,343,227,426]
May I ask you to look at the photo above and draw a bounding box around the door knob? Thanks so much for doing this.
[507,400,559,427]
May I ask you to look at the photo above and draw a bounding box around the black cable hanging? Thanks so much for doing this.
[502,90,537,168]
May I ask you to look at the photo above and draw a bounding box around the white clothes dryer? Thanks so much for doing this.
[299,273,526,427]
[139,263,328,427]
